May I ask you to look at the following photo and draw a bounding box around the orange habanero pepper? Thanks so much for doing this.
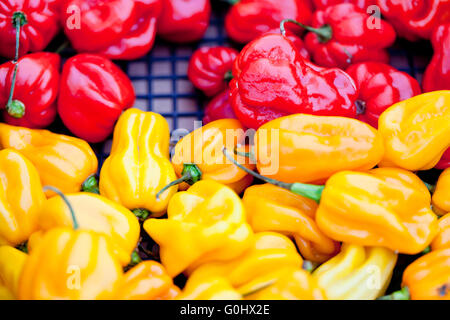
[432,168,450,215]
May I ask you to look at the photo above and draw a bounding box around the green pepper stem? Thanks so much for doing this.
[423,181,435,194]
[222,148,323,203]
[6,12,27,119]
[156,175,190,200]
[224,70,233,83]
[43,186,79,230]
[377,287,410,300]
[156,164,202,199]
[280,19,332,43]
[233,145,256,163]
[132,209,150,221]
[241,279,277,298]
[81,174,100,194]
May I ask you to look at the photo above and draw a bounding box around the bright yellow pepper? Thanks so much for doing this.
[0,123,98,194]
[253,114,384,184]
[378,90,450,171]
[0,246,27,300]
[168,119,254,194]
[18,227,123,300]
[432,168,450,215]
[27,192,140,266]
[431,213,450,251]
[316,167,438,254]
[178,273,242,300]
[0,149,45,246]
[143,180,253,277]
[100,108,177,217]
[187,232,303,287]
[115,261,180,300]
[312,244,397,300]
[242,184,339,262]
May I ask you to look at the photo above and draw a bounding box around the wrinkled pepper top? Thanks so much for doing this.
[100,108,177,217]
[143,180,253,277]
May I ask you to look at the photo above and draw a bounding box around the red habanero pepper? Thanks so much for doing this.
[188,46,238,97]
[230,33,358,129]
[298,3,396,69]
[423,23,450,92]
[377,0,450,41]
[203,90,237,125]
[346,62,422,128]
[0,0,61,59]
[313,0,376,10]
[0,53,60,128]
[436,149,450,170]
[225,0,313,44]
[58,54,135,144]
[62,0,162,60]
[157,0,211,43]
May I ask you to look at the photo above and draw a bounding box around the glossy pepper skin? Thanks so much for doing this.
[313,0,376,10]
[143,180,254,277]
[225,0,313,44]
[178,274,242,300]
[303,4,396,69]
[230,33,358,129]
[378,0,450,41]
[0,123,98,194]
[313,244,397,300]
[0,0,61,59]
[242,184,339,263]
[100,108,177,217]
[187,232,303,288]
[316,168,438,254]
[254,114,384,184]
[346,62,421,128]
[431,213,450,251]
[58,54,135,143]
[436,149,450,169]
[423,23,450,92]
[202,90,237,124]
[28,193,140,266]
[62,0,162,60]
[188,46,238,97]
[170,119,254,194]
[378,91,450,171]
[0,52,60,128]
[0,246,27,300]
[157,0,210,43]
[18,228,123,300]
[0,149,45,246]
[432,168,450,215]
[402,248,450,300]
[116,261,180,300]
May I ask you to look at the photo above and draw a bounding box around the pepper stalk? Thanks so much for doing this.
[43,186,79,230]
[156,163,202,199]
[280,18,332,43]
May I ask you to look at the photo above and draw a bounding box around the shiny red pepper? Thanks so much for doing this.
[423,23,450,92]
[58,54,135,143]
[188,46,238,97]
[0,0,61,59]
[157,0,211,43]
[313,0,376,9]
[230,33,358,129]
[378,0,450,41]
[203,90,237,125]
[225,0,313,44]
[346,62,422,128]
[0,52,59,128]
[436,149,450,170]
[301,3,396,69]
[62,0,162,60]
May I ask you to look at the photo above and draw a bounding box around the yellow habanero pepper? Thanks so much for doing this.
[18,227,123,300]
[143,180,253,277]
[99,108,177,218]
[0,149,45,246]
[0,246,27,300]
[432,168,450,215]
[316,167,438,254]
[253,114,384,184]
[187,232,303,288]
[178,273,242,300]
[27,192,140,266]
[431,213,450,251]
[242,184,339,263]
[0,123,98,194]
[312,244,397,300]
[378,90,450,171]
[163,119,254,196]
[115,261,180,300]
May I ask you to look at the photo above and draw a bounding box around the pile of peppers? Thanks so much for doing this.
[0,0,449,302]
